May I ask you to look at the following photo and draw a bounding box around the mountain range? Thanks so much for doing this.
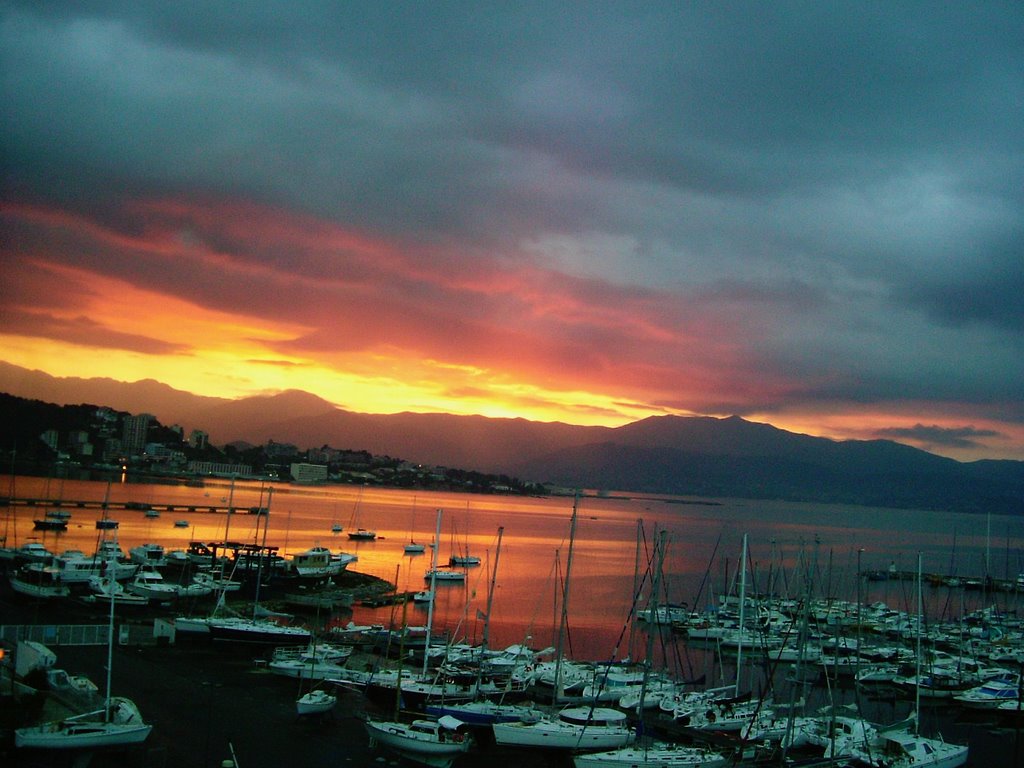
[2,361,1022,515]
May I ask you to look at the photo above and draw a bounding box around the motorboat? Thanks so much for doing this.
[9,565,71,599]
[33,512,69,531]
[269,643,354,680]
[296,688,336,717]
[127,568,179,602]
[174,519,190,528]
[129,542,167,568]
[31,548,136,584]
[364,715,471,768]
[0,541,54,563]
[289,545,354,578]
[347,528,377,541]
[953,679,1021,709]
[492,705,635,750]
[424,568,465,582]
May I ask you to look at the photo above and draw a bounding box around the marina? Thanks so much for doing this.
[1,476,1023,766]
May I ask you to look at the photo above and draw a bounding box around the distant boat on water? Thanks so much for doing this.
[347,528,377,541]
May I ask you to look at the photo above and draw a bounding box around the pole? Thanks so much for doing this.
[422,509,443,677]
[735,533,748,698]
[105,569,115,721]
[554,493,579,702]
[252,487,272,619]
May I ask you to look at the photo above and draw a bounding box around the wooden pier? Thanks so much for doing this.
[0,496,265,516]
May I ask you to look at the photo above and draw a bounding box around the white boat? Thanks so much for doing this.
[174,519,190,528]
[574,742,728,768]
[2,541,54,563]
[127,568,179,601]
[144,508,160,518]
[492,705,635,750]
[15,572,153,750]
[425,700,542,725]
[289,545,355,578]
[848,723,969,767]
[953,679,1021,709]
[424,567,465,582]
[269,643,353,680]
[296,688,336,716]
[9,565,71,599]
[405,542,427,554]
[84,575,150,606]
[331,522,343,533]
[192,570,243,593]
[15,697,153,749]
[129,542,167,567]
[365,716,471,768]
[175,578,215,598]
[35,546,136,583]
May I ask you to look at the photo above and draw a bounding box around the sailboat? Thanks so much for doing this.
[405,498,426,554]
[365,510,475,767]
[294,604,338,718]
[840,554,969,768]
[95,481,118,530]
[346,487,376,540]
[447,506,480,565]
[15,573,153,749]
[175,489,311,644]
[575,532,727,767]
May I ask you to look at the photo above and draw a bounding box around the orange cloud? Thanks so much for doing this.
[1,193,968,442]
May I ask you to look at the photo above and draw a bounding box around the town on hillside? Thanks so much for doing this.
[0,393,549,496]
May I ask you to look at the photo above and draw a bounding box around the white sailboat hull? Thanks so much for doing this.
[365,718,470,768]
[15,698,153,750]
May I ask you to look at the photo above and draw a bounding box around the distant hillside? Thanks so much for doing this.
[1,362,1022,514]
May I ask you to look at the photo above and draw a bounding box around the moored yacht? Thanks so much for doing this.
[492,705,635,750]
[365,715,471,768]
[129,542,167,568]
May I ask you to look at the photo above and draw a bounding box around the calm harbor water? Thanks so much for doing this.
[6,476,1023,656]
[4,475,1024,764]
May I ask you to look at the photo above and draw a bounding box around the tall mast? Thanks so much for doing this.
[915,551,923,735]
[104,565,115,721]
[735,532,748,698]
[252,487,272,619]
[422,508,443,677]
[637,530,667,717]
[553,492,579,702]
[481,526,504,654]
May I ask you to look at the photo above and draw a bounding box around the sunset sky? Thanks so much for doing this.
[2,2,1023,461]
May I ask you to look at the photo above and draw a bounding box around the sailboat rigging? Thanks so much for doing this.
[15,574,154,749]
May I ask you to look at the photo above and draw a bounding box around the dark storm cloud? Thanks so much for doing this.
[875,424,1004,451]
[2,1,1023,449]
